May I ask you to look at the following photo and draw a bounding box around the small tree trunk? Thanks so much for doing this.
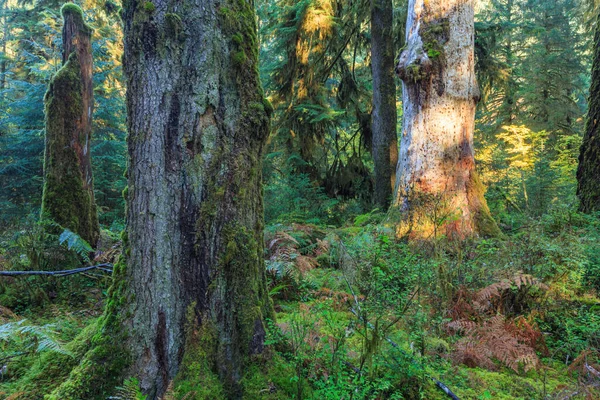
[577,13,600,212]
[42,4,99,246]
[394,0,499,239]
[371,0,398,209]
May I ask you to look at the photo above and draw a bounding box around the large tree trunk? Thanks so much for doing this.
[47,1,273,399]
[577,13,600,212]
[394,0,499,239]
[120,0,272,397]
[371,0,398,209]
[41,4,99,246]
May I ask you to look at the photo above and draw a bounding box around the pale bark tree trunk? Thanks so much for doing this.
[42,4,99,246]
[394,0,499,238]
[577,12,600,212]
[371,0,398,209]
[120,0,272,397]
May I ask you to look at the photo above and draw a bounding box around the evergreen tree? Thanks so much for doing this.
[371,0,398,208]
[48,0,273,397]
[577,11,600,212]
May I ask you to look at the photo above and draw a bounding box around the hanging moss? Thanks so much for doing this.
[42,52,100,246]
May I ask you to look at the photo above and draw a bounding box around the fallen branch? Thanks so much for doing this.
[0,263,113,277]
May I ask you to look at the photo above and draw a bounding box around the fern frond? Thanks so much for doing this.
[113,378,147,400]
[59,228,93,263]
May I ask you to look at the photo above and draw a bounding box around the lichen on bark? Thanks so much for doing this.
[41,3,99,246]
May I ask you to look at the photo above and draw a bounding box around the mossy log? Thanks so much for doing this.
[41,4,99,246]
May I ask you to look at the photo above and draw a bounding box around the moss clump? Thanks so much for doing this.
[165,12,183,40]
[404,63,427,83]
[263,97,274,117]
[61,3,93,35]
[232,32,243,45]
[143,1,155,13]
[169,305,227,399]
[232,50,247,66]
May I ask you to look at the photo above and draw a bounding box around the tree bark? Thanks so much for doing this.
[41,4,99,246]
[371,0,398,209]
[120,0,273,397]
[47,1,273,399]
[394,0,499,239]
[577,12,600,212]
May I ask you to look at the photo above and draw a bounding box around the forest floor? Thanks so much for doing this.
[0,210,599,399]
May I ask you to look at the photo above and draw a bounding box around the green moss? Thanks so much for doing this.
[32,254,132,399]
[42,52,100,246]
[218,0,270,139]
[7,320,99,399]
[165,12,183,40]
[232,50,247,66]
[232,32,244,45]
[170,305,226,399]
[143,1,155,13]
[263,97,274,117]
[404,63,426,83]
[61,3,93,36]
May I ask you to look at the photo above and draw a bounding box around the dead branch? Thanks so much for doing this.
[0,263,113,277]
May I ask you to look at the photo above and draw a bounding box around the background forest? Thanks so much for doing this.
[0,0,599,399]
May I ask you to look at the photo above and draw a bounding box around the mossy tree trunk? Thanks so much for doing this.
[394,0,500,239]
[42,4,99,246]
[119,0,273,397]
[371,0,398,209]
[577,12,600,212]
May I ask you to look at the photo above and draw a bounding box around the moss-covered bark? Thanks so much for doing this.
[41,4,99,246]
[371,0,398,209]
[46,0,273,399]
[577,12,600,213]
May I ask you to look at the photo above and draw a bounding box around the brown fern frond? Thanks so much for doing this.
[449,315,541,373]
[295,255,318,273]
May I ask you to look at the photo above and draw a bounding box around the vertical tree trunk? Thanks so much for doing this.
[394,0,499,239]
[120,0,272,397]
[371,0,398,209]
[47,1,273,399]
[42,4,99,246]
[577,12,600,212]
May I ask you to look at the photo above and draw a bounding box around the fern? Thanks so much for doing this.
[112,378,147,400]
[59,228,93,263]
[0,319,73,360]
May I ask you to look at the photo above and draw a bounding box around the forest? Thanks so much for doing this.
[0,0,599,398]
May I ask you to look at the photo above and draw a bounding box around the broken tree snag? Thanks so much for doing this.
[393,0,500,240]
[42,3,99,247]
